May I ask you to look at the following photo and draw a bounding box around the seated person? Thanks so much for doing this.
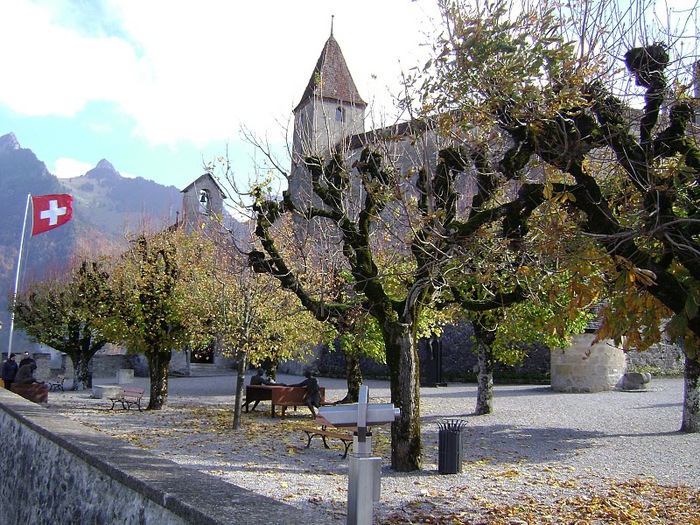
[247,368,285,411]
[250,367,284,386]
[12,362,49,403]
[15,362,43,385]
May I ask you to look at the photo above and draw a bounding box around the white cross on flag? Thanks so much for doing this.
[31,194,74,236]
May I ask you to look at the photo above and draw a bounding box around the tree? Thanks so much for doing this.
[104,231,189,410]
[443,209,600,414]
[423,0,700,430]
[238,0,700,475]
[180,226,323,428]
[12,260,110,390]
[248,135,560,472]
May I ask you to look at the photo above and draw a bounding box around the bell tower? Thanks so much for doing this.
[180,173,226,233]
[289,23,367,205]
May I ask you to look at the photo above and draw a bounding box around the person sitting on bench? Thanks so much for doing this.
[247,368,285,411]
[15,362,43,385]
[12,362,49,403]
[250,367,283,386]
[291,369,321,418]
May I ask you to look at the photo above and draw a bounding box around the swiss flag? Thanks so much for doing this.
[31,194,74,236]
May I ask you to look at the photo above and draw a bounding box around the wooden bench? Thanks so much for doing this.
[243,385,275,412]
[244,385,326,418]
[48,375,66,392]
[109,387,145,411]
[11,382,49,403]
[296,425,354,458]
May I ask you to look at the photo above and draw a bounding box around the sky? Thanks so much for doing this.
[0,0,442,191]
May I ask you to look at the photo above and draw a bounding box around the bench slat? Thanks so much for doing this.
[296,426,353,458]
[109,387,145,412]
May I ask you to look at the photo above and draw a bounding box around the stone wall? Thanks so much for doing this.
[627,342,685,375]
[314,321,552,383]
[312,320,684,385]
[551,334,627,392]
[0,390,332,525]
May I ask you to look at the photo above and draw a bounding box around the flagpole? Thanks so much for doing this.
[7,193,31,359]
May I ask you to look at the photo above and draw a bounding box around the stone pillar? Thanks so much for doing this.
[169,349,190,376]
[551,334,626,392]
[116,369,134,384]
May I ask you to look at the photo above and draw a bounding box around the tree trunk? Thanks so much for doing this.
[71,354,92,391]
[147,350,170,410]
[336,353,362,404]
[232,351,247,429]
[474,322,495,415]
[384,322,422,472]
[681,353,700,432]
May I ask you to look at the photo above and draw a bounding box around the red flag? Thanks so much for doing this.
[31,194,74,236]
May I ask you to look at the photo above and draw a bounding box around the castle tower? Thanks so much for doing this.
[289,26,367,204]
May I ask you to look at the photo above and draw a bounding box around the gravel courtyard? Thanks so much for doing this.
[48,373,700,523]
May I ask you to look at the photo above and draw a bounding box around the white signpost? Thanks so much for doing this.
[318,385,400,525]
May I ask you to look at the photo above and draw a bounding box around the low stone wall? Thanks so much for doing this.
[551,334,627,392]
[0,390,332,525]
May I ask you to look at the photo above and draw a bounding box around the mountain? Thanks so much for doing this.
[61,158,181,238]
[0,132,184,342]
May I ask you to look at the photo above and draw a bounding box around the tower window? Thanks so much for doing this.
[198,189,210,215]
[336,106,344,122]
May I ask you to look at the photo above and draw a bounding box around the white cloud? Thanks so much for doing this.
[1,0,441,148]
[53,157,137,179]
[52,158,94,178]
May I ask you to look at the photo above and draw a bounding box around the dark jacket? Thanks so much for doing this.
[1,359,18,382]
[250,373,277,386]
[19,357,35,369]
[15,363,38,384]
[292,376,321,407]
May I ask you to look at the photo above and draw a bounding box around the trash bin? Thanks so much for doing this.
[437,419,466,474]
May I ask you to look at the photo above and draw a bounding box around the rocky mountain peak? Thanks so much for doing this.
[95,159,116,171]
[85,158,120,181]
[0,133,20,154]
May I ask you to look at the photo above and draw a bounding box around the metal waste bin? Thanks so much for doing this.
[438,419,466,474]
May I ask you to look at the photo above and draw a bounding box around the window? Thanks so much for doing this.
[198,189,210,215]
[336,106,344,122]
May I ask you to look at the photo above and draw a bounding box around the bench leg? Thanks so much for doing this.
[320,434,332,449]
[341,440,351,459]
[302,431,314,448]
[243,400,260,413]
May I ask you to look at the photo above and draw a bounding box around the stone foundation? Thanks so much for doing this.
[551,334,626,392]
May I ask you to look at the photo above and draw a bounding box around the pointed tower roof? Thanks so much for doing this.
[294,34,367,113]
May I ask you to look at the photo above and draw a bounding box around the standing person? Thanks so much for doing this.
[291,369,321,418]
[19,352,35,369]
[1,354,18,391]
